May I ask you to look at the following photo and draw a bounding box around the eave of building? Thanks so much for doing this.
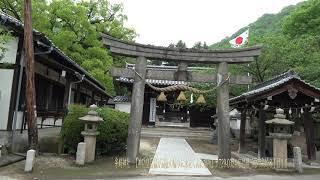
[230,70,320,106]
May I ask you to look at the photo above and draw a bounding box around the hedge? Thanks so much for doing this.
[61,104,129,155]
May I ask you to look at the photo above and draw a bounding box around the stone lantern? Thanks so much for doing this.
[266,108,294,169]
[80,104,103,163]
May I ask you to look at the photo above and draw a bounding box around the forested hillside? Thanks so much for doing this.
[211,0,320,89]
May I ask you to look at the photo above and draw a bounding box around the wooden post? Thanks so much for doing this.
[217,62,231,160]
[127,56,147,164]
[63,76,71,119]
[76,84,81,103]
[258,108,266,158]
[45,84,53,110]
[24,0,38,151]
[239,108,247,153]
[303,111,316,161]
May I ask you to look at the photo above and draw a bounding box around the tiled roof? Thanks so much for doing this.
[0,11,110,97]
[108,96,131,104]
[230,70,320,103]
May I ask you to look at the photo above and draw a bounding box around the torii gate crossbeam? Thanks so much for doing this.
[102,34,262,164]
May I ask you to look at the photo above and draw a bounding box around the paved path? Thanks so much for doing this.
[149,138,212,176]
[118,174,320,180]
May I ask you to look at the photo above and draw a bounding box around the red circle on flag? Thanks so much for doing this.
[235,37,243,45]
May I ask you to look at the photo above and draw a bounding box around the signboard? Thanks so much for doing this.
[149,98,156,122]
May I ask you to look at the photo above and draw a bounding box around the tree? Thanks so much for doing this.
[283,0,320,38]
[0,0,137,95]
[175,40,187,49]
[192,41,209,50]
[0,28,12,61]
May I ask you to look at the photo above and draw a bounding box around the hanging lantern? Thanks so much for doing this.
[196,94,206,105]
[177,91,187,102]
[157,91,167,102]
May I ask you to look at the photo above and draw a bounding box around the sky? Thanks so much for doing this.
[109,0,305,47]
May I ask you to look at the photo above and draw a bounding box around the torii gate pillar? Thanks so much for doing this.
[127,57,147,164]
[217,62,231,159]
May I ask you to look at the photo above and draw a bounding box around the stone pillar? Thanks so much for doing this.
[212,117,218,144]
[258,108,266,158]
[293,147,303,173]
[76,142,86,166]
[127,56,147,164]
[217,62,231,160]
[25,149,35,172]
[239,108,247,153]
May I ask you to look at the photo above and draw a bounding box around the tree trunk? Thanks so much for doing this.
[24,0,38,151]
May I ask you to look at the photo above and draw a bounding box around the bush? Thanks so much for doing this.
[61,104,129,155]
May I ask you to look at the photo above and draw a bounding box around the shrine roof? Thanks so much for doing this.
[108,96,131,104]
[0,11,110,97]
[230,70,320,105]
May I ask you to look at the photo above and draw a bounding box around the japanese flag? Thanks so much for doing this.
[229,29,249,48]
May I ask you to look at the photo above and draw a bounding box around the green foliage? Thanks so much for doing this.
[0,27,13,61]
[61,104,129,155]
[60,105,88,154]
[192,41,208,49]
[0,0,137,95]
[96,107,129,154]
[283,0,320,38]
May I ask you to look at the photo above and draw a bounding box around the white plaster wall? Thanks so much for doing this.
[0,69,14,130]
[0,37,18,64]
[115,103,131,113]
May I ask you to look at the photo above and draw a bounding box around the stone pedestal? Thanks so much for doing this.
[81,131,99,163]
[271,134,291,169]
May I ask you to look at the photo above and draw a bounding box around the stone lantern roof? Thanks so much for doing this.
[79,104,103,123]
[265,108,294,125]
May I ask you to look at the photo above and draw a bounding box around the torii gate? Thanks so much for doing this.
[102,34,262,164]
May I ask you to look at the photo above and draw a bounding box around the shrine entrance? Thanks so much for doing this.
[102,34,262,164]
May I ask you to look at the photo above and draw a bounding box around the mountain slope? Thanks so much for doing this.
[210,2,306,49]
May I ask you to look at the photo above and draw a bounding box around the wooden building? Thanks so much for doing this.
[116,63,215,128]
[0,12,111,147]
[230,70,320,161]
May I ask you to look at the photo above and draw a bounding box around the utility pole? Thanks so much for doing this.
[24,0,38,151]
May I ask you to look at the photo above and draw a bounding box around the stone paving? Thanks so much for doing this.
[149,137,212,176]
